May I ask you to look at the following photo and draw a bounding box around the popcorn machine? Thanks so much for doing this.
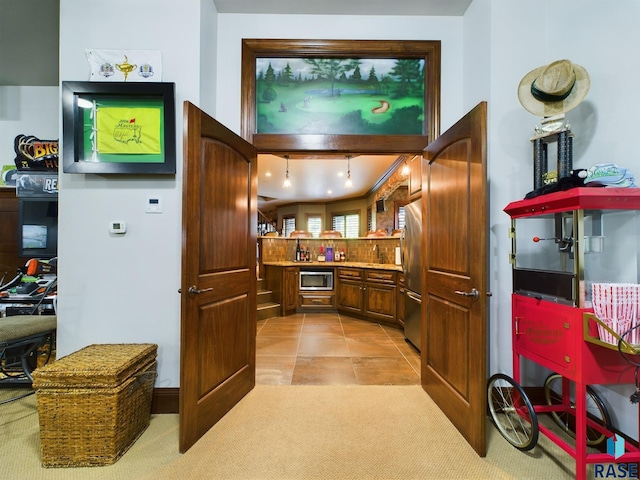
[488,187,640,480]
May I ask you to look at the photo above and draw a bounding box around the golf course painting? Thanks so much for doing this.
[255,57,425,135]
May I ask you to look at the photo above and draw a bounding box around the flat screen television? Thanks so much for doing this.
[18,198,58,258]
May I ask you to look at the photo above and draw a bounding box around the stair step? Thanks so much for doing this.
[257,289,274,304]
[257,301,280,311]
[257,302,281,321]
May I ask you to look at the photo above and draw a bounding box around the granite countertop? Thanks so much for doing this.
[263,261,403,272]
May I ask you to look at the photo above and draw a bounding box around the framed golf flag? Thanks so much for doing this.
[62,81,176,174]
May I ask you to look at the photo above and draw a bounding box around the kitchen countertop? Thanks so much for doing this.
[263,261,403,272]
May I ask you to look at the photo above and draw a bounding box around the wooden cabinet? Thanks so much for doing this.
[298,292,335,310]
[408,155,423,200]
[0,188,21,274]
[336,268,364,314]
[264,265,298,316]
[337,267,398,325]
[282,267,298,313]
[363,270,397,323]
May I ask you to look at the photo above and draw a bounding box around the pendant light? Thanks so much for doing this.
[345,155,353,188]
[283,155,292,188]
[401,159,410,176]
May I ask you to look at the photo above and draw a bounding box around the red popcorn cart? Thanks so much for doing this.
[488,187,640,480]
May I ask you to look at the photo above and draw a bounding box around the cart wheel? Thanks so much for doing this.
[543,373,613,446]
[487,373,539,451]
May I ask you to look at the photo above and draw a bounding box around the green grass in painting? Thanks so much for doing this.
[256,80,424,135]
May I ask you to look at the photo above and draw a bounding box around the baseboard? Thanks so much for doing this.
[151,387,179,414]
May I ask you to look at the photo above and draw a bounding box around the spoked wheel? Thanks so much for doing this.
[543,373,612,446]
[487,373,539,451]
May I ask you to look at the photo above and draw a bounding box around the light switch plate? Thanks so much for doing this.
[146,196,163,213]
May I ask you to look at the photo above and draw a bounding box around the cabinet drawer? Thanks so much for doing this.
[364,270,397,285]
[512,294,576,376]
[338,268,362,281]
[299,293,335,308]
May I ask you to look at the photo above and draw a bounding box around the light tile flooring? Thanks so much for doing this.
[256,312,421,385]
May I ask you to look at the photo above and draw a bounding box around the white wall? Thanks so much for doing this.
[467,0,640,437]
[57,0,217,388]
[214,14,464,135]
[0,86,59,173]
[50,0,640,439]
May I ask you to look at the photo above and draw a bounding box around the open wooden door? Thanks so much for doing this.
[179,101,257,452]
[421,102,488,456]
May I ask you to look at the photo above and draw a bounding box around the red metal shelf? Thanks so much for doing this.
[504,187,640,218]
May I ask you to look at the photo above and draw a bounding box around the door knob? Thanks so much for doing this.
[188,285,213,296]
[454,288,479,300]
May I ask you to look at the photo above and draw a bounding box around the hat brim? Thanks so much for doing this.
[517,63,590,117]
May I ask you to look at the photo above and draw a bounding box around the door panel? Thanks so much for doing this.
[421,102,488,456]
[180,101,257,452]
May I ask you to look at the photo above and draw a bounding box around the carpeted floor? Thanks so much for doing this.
[3,385,583,479]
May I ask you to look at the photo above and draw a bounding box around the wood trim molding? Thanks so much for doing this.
[241,39,440,154]
[151,387,179,414]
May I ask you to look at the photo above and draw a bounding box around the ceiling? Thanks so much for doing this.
[258,153,403,210]
[2,0,471,209]
[214,0,473,16]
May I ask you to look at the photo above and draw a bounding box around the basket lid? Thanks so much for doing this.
[32,343,157,388]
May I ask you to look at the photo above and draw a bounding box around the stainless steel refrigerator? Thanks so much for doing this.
[401,199,422,351]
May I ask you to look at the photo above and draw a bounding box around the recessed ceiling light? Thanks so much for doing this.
[265,171,271,177]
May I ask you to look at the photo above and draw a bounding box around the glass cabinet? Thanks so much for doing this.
[505,188,640,309]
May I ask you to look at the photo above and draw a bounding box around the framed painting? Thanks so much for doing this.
[241,39,441,154]
[62,81,176,174]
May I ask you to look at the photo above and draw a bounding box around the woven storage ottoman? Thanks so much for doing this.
[31,343,157,467]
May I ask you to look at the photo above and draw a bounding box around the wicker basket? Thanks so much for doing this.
[31,343,157,467]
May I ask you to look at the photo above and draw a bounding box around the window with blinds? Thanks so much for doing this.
[397,205,406,230]
[307,215,322,238]
[283,216,296,237]
[332,213,359,238]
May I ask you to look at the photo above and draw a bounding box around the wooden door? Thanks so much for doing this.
[421,102,488,456]
[179,101,257,453]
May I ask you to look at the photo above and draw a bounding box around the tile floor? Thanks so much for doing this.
[256,312,421,385]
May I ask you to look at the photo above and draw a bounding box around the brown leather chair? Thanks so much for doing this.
[289,230,312,238]
[366,230,387,238]
[320,230,342,238]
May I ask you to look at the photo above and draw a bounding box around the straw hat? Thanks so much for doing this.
[517,59,590,117]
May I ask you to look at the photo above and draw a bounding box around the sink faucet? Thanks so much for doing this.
[373,244,384,264]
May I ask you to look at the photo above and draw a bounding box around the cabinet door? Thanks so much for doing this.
[283,267,298,312]
[337,280,363,314]
[364,282,396,323]
[408,155,423,199]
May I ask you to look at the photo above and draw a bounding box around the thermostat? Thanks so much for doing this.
[109,221,127,234]
[146,196,163,213]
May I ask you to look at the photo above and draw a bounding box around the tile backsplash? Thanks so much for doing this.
[260,237,401,264]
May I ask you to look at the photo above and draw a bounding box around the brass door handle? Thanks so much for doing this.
[188,285,213,296]
[454,288,479,300]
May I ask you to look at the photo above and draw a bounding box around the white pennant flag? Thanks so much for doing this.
[86,49,162,82]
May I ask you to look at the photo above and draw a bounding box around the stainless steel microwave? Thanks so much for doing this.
[299,269,334,291]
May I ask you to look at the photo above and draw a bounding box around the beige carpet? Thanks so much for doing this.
[2,385,582,479]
